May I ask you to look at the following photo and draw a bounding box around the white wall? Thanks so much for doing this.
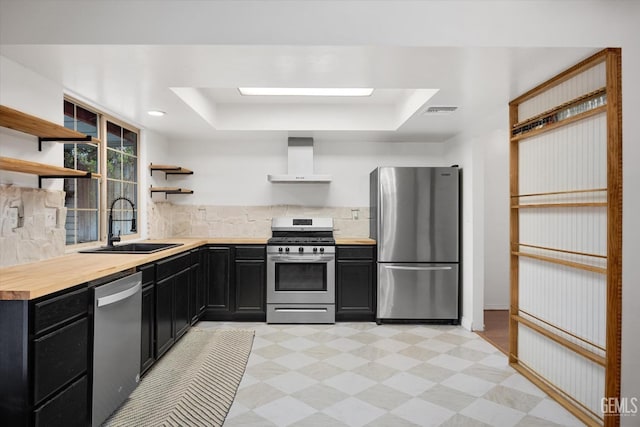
[159,137,447,207]
[0,56,64,191]
[483,128,510,310]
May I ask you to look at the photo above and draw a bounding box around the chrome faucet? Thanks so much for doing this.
[107,197,137,247]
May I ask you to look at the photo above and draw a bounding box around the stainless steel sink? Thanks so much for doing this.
[80,242,183,254]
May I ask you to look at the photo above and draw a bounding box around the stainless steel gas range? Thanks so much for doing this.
[266,217,336,324]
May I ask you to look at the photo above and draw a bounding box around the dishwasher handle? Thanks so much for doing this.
[97,282,141,308]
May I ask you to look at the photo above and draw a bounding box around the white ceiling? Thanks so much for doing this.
[0,1,603,143]
[0,44,597,142]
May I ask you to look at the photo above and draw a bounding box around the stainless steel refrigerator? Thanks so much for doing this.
[370,166,460,323]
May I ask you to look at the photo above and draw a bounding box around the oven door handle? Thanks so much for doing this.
[270,255,335,262]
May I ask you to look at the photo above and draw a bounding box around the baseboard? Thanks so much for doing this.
[460,316,473,331]
[484,304,509,310]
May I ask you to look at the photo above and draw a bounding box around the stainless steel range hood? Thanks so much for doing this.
[268,137,332,183]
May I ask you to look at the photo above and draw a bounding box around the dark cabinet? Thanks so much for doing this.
[138,263,155,376]
[173,267,191,339]
[336,246,376,321]
[189,248,206,325]
[234,246,266,321]
[0,285,89,427]
[202,245,266,321]
[155,274,175,358]
[204,246,233,320]
[140,283,155,375]
[154,252,194,359]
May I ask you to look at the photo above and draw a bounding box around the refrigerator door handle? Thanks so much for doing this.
[384,265,453,271]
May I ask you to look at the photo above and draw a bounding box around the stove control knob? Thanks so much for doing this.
[299,247,304,253]
[320,247,325,253]
[285,247,290,253]
[278,247,283,252]
[313,247,318,253]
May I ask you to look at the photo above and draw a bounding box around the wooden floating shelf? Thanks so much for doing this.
[0,105,101,150]
[0,156,101,188]
[150,186,194,198]
[149,163,193,178]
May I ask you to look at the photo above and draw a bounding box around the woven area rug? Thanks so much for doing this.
[103,328,255,427]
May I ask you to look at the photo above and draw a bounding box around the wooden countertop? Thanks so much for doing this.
[336,238,376,245]
[0,237,376,301]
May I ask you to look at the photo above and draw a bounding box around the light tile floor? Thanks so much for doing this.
[197,322,583,427]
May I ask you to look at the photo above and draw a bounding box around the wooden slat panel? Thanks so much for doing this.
[509,102,520,365]
[510,106,606,142]
[513,188,607,198]
[509,50,607,106]
[512,202,606,209]
[518,243,606,260]
[513,251,606,275]
[510,361,603,427]
[513,314,605,366]
[604,48,623,427]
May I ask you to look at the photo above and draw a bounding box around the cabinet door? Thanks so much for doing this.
[203,247,233,320]
[196,248,207,315]
[140,284,155,375]
[33,317,88,405]
[189,263,199,324]
[33,375,87,427]
[336,260,376,321]
[234,260,265,321]
[174,268,191,340]
[155,275,174,358]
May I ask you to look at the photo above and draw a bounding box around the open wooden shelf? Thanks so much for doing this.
[150,186,193,198]
[0,105,101,150]
[149,163,193,178]
[510,87,607,142]
[0,156,101,188]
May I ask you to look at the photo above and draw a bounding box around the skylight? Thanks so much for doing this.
[238,87,374,97]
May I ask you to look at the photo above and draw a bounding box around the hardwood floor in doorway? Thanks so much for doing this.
[476,310,509,355]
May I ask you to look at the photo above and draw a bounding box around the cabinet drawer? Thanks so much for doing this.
[235,246,265,260]
[138,263,156,286]
[33,375,87,427]
[33,317,88,405]
[156,252,191,280]
[33,287,88,336]
[337,246,374,260]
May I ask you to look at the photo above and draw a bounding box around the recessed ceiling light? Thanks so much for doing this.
[147,110,166,116]
[238,87,374,97]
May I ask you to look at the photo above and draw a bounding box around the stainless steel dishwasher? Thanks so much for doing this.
[92,271,142,427]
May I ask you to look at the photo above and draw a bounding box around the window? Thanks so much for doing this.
[63,100,100,245]
[106,121,138,237]
[63,98,139,246]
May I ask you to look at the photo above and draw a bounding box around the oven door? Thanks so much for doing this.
[267,252,335,304]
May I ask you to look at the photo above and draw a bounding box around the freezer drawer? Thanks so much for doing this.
[377,263,458,320]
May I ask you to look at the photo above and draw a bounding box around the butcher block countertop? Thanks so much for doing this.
[0,237,376,301]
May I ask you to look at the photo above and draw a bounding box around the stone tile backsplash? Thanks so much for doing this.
[0,185,66,267]
[0,186,370,268]
[148,202,370,239]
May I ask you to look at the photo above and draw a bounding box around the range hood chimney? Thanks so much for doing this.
[268,137,332,183]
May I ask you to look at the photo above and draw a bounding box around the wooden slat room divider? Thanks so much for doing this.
[508,48,622,427]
